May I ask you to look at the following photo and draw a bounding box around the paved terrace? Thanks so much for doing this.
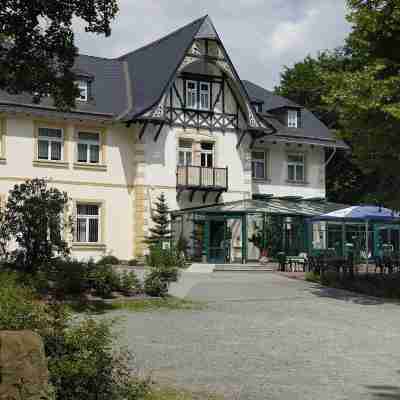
[115,271,400,400]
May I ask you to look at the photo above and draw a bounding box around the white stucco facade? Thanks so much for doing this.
[0,108,326,261]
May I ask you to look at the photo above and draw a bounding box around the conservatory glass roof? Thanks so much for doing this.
[172,198,348,217]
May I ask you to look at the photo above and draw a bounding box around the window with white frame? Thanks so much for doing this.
[199,82,210,110]
[38,127,63,161]
[178,140,193,166]
[251,151,266,180]
[76,80,88,102]
[76,204,100,243]
[186,80,211,111]
[77,131,100,164]
[186,81,197,109]
[288,109,298,128]
[200,142,213,168]
[287,153,305,182]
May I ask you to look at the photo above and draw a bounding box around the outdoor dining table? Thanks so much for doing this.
[286,256,307,272]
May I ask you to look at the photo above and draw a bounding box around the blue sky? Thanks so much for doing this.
[73,0,351,90]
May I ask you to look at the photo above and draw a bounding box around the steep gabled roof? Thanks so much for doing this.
[243,80,349,149]
[117,16,207,120]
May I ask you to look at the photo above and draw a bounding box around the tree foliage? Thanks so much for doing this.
[1,178,71,272]
[275,1,400,207]
[324,0,400,207]
[275,50,349,129]
[0,0,119,109]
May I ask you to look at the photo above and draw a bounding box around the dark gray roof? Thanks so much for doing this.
[243,80,349,149]
[73,55,127,116]
[0,54,126,119]
[243,80,299,109]
[117,16,207,120]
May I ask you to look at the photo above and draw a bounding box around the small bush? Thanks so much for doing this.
[120,271,142,295]
[128,259,137,266]
[305,271,320,283]
[97,255,120,266]
[144,271,168,297]
[144,245,181,297]
[90,264,121,298]
[0,271,49,331]
[51,259,90,295]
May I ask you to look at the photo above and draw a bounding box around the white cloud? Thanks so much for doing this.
[270,8,320,54]
[73,0,351,89]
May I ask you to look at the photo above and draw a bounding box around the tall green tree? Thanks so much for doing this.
[275,50,368,204]
[325,0,400,208]
[0,0,119,109]
[147,193,171,245]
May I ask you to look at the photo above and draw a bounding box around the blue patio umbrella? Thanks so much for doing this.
[312,206,400,269]
[313,206,400,222]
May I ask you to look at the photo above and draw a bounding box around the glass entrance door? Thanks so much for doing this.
[208,217,243,264]
[209,220,226,263]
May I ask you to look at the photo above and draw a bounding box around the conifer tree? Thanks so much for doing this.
[147,193,171,244]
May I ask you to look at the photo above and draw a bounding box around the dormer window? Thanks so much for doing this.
[186,80,210,111]
[288,109,298,128]
[76,80,88,102]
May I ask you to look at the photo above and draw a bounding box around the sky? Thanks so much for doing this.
[73,0,351,91]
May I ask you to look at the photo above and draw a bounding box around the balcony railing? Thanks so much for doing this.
[177,165,228,190]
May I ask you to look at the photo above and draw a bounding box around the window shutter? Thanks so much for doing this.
[297,109,302,128]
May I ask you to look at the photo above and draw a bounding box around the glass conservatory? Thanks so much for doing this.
[171,198,348,264]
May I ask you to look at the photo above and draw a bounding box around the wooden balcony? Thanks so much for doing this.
[176,165,228,202]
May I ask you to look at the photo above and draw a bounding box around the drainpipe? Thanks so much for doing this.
[320,145,337,193]
[324,146,337,168]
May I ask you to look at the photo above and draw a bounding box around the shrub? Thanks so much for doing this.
[97,255,120,266]
[90,264,121,298]
[144,245,181,297]
[0,270,149,400]
[120,271,142,295]
[305,271,320,283]
[0,271,49,331]
[51,259,90,295]
[176,236,189,258]
[128,259,137,266]
[144,271,168,297]
[2,179,71,273]
[146,245,184,272]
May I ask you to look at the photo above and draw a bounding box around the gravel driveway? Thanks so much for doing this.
[116,272,400,400]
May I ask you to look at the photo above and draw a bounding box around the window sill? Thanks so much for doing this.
[33,159,69,169]
[73,162,107,171]
[286,180,309,186]
[0,157,6,165]
[72,242,106,251]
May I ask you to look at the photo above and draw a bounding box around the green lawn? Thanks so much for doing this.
[68,296,206,314]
